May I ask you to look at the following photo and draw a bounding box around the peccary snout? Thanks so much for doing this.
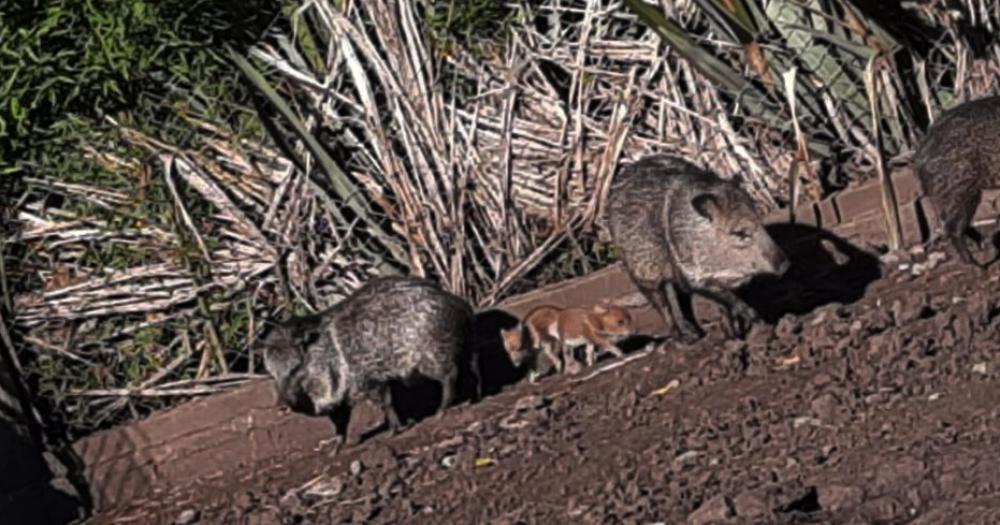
[685,192,789,288]
[759,229,790,277]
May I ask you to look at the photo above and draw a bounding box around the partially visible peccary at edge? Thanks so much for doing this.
[604,154,790,340]
[256,276,477,442]
[913,95,1000,269]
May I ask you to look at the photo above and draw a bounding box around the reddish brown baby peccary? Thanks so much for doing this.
[256,276,476,442]
[913,95,1000,269]
[604,154,790,340]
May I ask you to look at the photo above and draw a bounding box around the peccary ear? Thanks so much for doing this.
[592,304,608,314]
[692,194,722,222]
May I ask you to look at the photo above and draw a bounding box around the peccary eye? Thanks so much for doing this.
[733,229,751,241]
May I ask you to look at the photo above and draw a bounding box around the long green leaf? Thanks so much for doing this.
[227,46,408,266]
[691,0,758,42]
[622,0,777,114]
[766,0,871,130]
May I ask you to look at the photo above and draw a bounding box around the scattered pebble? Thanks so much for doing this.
[973,362,988,375]
[175,509,199,525]
[514,394,546,412]
[674,450,703,465]
[350,460,363,476]
[793,416,821,429]
[688,495,734,525]
[303,476,343,498]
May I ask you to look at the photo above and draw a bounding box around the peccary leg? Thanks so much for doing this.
[584,331,623,366]
[599,340,625,360]
[663,282,703,341]
[468,350,483,401]
[938,189,986,269]
[438,367,457,414]
[328,403,353,449]
[540,338,563,375]
[698,288,759,338]
[583,343,596,367]
[560,339,583,374]
[376,384,403,433]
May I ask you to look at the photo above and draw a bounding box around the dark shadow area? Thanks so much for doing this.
[617,334,661,353]
[373,308,526,433]
[0,424,85,525]
[564,333,664,366]
[737,223,883,324]
[775,485,821,515]
[468,309,528,397]
[1,349,89,524]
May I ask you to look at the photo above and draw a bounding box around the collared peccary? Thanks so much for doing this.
[913,95,1000,269]
[604,154,790,340]
[256,276,476,441]
[501,303,635,377]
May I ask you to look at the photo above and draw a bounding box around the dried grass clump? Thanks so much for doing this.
[9,0,1000,436]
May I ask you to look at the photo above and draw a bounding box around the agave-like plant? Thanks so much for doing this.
[623,0,1000,247]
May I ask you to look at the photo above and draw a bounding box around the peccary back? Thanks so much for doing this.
[605,154,789,339]
[913,95,1000,268]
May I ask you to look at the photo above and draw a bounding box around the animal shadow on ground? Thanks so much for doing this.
[380,309,526,431]
[736,222,883,323]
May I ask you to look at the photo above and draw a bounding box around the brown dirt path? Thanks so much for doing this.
[84,238,1000,524]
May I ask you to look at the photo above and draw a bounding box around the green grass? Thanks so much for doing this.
[2,0,286,440]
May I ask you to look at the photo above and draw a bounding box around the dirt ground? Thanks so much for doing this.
[83,229,1000,525]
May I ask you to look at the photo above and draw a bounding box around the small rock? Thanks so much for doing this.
[810,393,839,421]
[928,393,941,401]
[350,460,363,476]
[732,491,767,518]
[819,484,863,512]
[821,239,851,265]
[810,372,833,388]
[775,314,801,339]
[304,476,343,498]
[515,394,546,412]
[440,455,456,468]
[175,509,199,525]
[973,362,988,375]
[875,457,926,490]
[688,495,734,525]
[793,416,821,429]
[881,252,900,265]
[674,450,703,465]
[861,496,905,521]
[746,323,772,348]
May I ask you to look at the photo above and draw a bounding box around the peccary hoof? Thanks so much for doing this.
[726,305,760,340]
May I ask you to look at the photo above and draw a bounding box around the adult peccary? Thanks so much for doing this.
[604,154,790,340]
[913,95,1000,269]
[256,275,476,442]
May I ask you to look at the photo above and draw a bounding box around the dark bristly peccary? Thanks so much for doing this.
[913,95,1000,269]
[605,154,790,340]
[257,276,476,442]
